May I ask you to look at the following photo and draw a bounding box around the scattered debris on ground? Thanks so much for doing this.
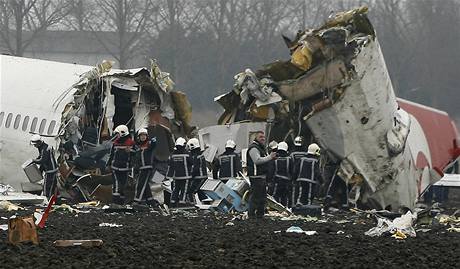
[0,201,24,212]
[98,223,123,228]
[0,207,458,268]
[54,239,103,247]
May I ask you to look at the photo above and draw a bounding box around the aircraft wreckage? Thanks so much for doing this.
[10,59,194,203]
[202,6,460,210]
[2,7,458,210]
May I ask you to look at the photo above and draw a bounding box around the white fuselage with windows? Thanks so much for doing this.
[0,55,92,190]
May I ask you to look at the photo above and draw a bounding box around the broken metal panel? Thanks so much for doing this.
[0,184,46,204]
[277,59,347,102]
[256,60,304,82]
[170,91,193,134]
[306,40,399,191]
[198,122,267,157]
[386,109,411,156]
[305,39,419,209]
[214,91,240,111]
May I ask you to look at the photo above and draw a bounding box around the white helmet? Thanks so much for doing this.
[30,134,43,145]
[225,139,236,149]
[137,128,148,136]
[307,143,321,156]
[175,137,187,147]
[278,142,288,152]
[269,141,278,150]
[294,136,303,146]
[187,138,200,150]
[114,125,129,137]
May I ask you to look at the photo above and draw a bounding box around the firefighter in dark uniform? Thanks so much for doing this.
[290,136,308,168]
[247,131,276,219]
[267,141,278,195]
[166,137,192,207]
[290,136,308,206]
[31,134,58,200]
[269,142,293,206]
[294,143,322,205]
[133,128,157,206]
[186,138,208,203]
[212,140,241,183]
[106,125,136,205]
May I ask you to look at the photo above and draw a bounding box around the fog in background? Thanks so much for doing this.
[1,0,459,127]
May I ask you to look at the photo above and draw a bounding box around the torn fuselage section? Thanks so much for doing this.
[215,7,419,209]
[54,60,194,202]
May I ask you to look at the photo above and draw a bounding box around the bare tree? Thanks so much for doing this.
[196,0,254,87]
[87,0,157,68]
[0,0,71,56]
[62,0,97,31]
[149,0,203,77]
[285,0,332,31]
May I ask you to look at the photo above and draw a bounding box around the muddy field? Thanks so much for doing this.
[1,207,459,269]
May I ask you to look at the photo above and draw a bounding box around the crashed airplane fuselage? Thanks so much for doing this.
[0,55,193,198]
[0,56,92,191]
[212,7,460,210]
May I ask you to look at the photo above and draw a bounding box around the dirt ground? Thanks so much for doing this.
[1,206,459,269]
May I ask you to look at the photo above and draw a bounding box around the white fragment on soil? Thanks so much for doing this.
[99,223,123,228]
[286,226,317,235]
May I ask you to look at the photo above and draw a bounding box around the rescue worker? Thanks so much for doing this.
[133,128,157,207]
[212,140,241,183]
[290,136,308,168]
[186,138,208,203]
[269,142,293,206]
[166,137,192,207]
[294,143,322,206]
[246,131,276,219]
[267,140,279,195]
[290,136,308,206]
[268,141,278,154]
[31,134,58,200]
[106,125,136,205]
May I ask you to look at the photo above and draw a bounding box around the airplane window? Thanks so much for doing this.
[47,120,56,135]
[39,119,47,134]
[30,117,38,133]
[0,112,4,126]
[22,116,30,131]
[14,114,21,129]
[5,113,12,128]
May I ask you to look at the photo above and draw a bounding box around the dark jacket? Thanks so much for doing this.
[33,142,58,174]
[290,147,308,178]
[212,148,242,180]
[295,153,321,184]
[107,136,136,171]
[134,137,157,170]
[246,140,270,178]
[269,151,293,181]
[191,149,208,180]
[166,147,192,180]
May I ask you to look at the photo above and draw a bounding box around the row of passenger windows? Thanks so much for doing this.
[0,112,56,135]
